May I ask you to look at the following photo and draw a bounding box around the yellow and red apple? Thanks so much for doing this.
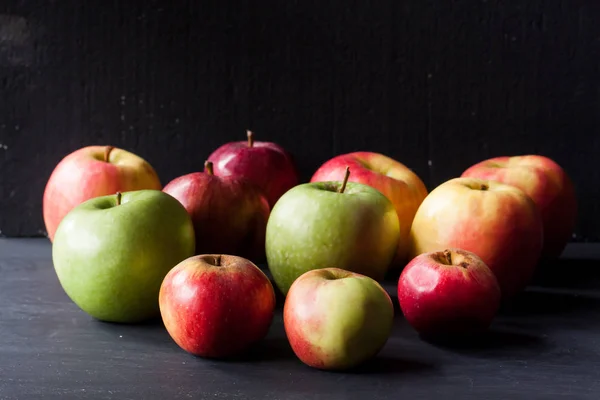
[43,146,162,241]
[310,152,428,265]
[408,177,544,298]
[284,268,394,370]
[461,155,577,259]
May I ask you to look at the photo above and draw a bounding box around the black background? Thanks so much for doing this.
[1,1,598,240]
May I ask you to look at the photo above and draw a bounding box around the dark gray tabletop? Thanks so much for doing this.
[1,238,600,400]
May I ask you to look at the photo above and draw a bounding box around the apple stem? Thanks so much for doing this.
[104,146,114,162]
[116,192,122,206]
[204,161,214,176]
[247,130,254,148]
[443,249,452,265]
[480,183,489,191]
[338,166,350,193]
[213,255,221,267]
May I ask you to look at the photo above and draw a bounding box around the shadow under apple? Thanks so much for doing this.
[215,336,297,363]
[500,285,600,320]
[420,328,549,357]
[339,355,436,375]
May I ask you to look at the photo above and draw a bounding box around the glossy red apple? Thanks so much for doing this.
[408,177,544,298]
[43,145,162,241]
[162,161,270,262]
[207,130,299,208]
[159,254,276,358]
[461,155,577,259]
[310,151,428,265]
[398,249,501,336]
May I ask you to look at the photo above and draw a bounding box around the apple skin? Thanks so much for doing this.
[408,177,544,298]
[265,180,400,296]
[398,248,501,336]
[284,268,394,370]
[461,155,577,260]
[159,254,276,358]
[52,190,196,323]
[162,163,270,262]
[43,145,162,242]
[207,131,299,208]
[310,151,428,265]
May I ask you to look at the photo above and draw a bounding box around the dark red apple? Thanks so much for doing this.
[159,254,276,358]
[398,248,501,337]
[207,130,299,208]
[162,161,270,261]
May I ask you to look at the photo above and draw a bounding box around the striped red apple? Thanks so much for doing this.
[159,254,276,358]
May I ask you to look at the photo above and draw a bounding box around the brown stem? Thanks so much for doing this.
[213,255,222,266]
[443,249,452,265]
[480,183,489,191]
[104,146,114,162]
[338,166,350,193]
[204,160,214,175]
[115,192,122,206]
[246,130,254,147]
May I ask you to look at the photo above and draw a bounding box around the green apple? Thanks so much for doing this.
[284,267,394,370]
[52,190,196,323]
[265,167,400,295]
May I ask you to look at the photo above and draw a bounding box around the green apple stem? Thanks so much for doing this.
[204,161,214,175]
[247,130,254,147]
[104,146,114,162]
[116,192,122,206]
[338,166,350,193]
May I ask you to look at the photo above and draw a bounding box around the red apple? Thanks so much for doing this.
[159,254,276,358]
[284,268,394,370]
[408,177,544,298]
[43,145,162,242]
[461,155,577,260]
[398,248,501,336]
[162,161,270,261]
[310,151,428,265]
[207,130,299,208]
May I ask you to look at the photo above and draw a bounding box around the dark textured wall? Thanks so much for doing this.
[1,1,598,240]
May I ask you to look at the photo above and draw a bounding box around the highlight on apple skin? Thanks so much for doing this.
[284,267,394,371]
[461,154,577,260]
[407,177,544,299]
[310,151,428,266]
[43,145,162,242]
[159,254,276,359]
[398,248,502,337]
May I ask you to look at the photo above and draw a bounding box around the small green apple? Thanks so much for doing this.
[265,167,400,295]
[52,190,196,323]
[284,267,394,370]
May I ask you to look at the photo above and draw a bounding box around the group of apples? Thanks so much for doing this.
[43,130,577,371]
